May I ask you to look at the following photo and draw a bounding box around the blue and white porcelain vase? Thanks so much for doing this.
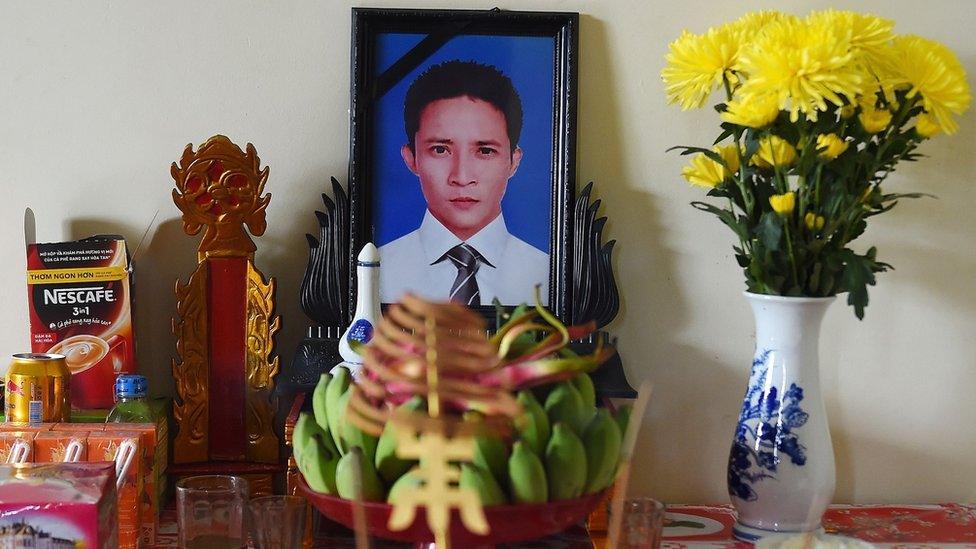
[728,292,836,542]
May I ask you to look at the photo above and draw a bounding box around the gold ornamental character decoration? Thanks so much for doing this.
[385,316,488,548]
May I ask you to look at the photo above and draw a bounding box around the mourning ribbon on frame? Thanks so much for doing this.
[360,15,494,105]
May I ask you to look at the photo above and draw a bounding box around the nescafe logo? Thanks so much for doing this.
[32,279,126,338]
[43,287,116,305]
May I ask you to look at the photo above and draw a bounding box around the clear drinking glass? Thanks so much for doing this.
[176,475,249,549]
[620,497,666,549]
[248,495,307,549]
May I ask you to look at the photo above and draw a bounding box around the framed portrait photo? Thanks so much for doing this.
[348,7,579,323]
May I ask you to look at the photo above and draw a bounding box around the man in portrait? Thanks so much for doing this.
[379,60,550,306]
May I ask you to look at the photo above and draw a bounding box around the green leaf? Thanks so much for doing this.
[691,201,748,241]
[880,192,936,202]
[714,127,736,145]
[706,187,732,199]
[756,212,782,249]
[839,247,890,320]
[847,218,868,241]
[808,262,822,295]
[667,146,726,165]
[743,130,761,162]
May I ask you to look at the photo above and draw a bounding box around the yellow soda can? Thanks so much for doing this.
[5,353,71,423]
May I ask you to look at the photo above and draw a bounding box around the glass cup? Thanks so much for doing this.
[177,475,249,549]
[619,497,666,549]
[248,495,307,549]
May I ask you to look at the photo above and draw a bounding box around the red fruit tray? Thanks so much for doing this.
[297,475,606,546]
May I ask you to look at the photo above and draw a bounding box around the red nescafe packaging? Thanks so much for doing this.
[27,236,136,409]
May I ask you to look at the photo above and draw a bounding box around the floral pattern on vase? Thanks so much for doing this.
[728,349,810,502]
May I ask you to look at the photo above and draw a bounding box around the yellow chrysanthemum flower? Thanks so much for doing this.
[722,93,781,128]
[816,133,850,159]
[769,192,796,215]
[681,144,741,188]
[736,17,865,122]
[804,212,826,231]
[751,135,797,169]
[882,35,971,134]
[859,104,893,133]
[730,10,796,36]
[840,104,857,119]
[915,113,941,138]
[662,26,743,110]
[807,10,894,68]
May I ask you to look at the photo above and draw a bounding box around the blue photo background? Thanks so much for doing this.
[371,33,554,253]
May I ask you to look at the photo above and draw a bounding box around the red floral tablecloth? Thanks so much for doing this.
[658,504,976,548]
[151,504,976,547]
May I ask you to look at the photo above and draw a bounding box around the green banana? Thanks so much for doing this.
[386,469,424,504]
[544,381,587,435]
[571,373,596,411]
[292,412,315,465]
[545,422,587,500]
[375,396,425,484]
[311,373,332,433]
[339,390,378,464]
[582,409,622,494]
[294,410,338,465]
[460,463,507,506]
[298,434,340,494]
[507,440,548,504]
[335,447,385,502]
[294,413,339,494]
[515,390,550,457]
[326,367,351,453]
[614,405,633,440]
[464,411,510,487]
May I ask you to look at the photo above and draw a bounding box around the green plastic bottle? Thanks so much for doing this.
[106,374,154,423]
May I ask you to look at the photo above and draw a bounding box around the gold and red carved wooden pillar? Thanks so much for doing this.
[170,135,280,493]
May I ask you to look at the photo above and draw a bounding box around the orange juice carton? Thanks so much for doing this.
[27,235,136,409]
[34,430,89,462]
[0,431,36,463]
[0,461,118,549]
[88,430,142,549]
[123,422,164,545]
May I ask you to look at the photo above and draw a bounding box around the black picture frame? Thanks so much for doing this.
[348,7,579,324]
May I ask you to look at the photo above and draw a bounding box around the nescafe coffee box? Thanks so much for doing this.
[27,236,136,409]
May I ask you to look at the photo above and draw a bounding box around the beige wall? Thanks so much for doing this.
[2,0,973,503]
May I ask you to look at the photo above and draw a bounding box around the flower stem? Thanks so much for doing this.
[784,222,800,291]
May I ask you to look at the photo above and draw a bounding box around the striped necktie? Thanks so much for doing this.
[443,243,481,306]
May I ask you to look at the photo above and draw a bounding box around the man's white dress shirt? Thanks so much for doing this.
[379,211,550,305]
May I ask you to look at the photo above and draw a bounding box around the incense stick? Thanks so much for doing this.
[349,446,371,549]
[607,381,654,548]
